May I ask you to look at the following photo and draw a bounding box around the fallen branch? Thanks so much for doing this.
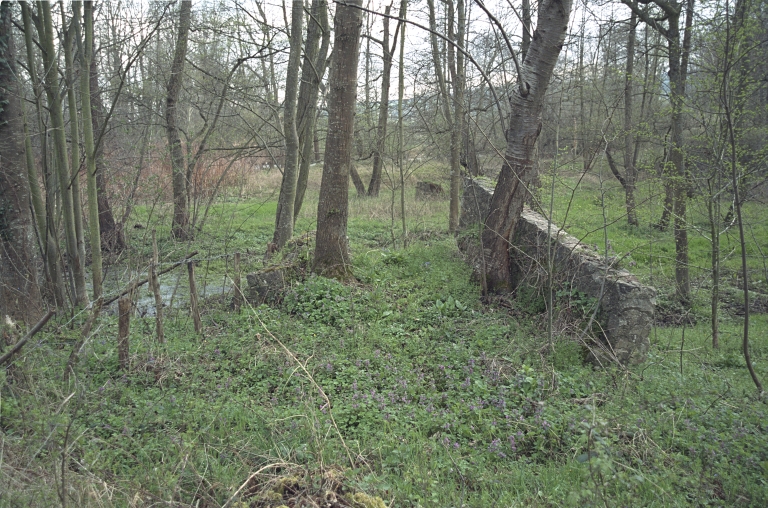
[0,310,56,366]
[221,462,291,508]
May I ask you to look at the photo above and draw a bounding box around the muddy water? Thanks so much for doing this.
[102,269,229,316]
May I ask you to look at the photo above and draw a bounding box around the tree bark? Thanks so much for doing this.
[448,0,466,233]
[75,1,103,299]
[272,0,305,252]
[481,0,573,293]
[39,0,89,307]
[623,11,639,227]
[368,5,396,198]
[622,0,693,304]
[88,17,125,254]
[20,1,65,308]
[294,0,330,218]
[268,0,304,252]
[166,0,192,240]
[427,0,462,232]
[397,0,408,242]
[313,0,363,278]
[0,2,44,324]
[60,5,87,296]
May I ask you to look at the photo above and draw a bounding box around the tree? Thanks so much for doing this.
[88,15,125,254]
[37,0,89,306]
[313,0,363,277]
[0,1,44,323]
[622,0,694,305]
[367,4,399,198]
[605,11,640,227]
[167,0,192,240]
[76,1,103,299]
[294,0,330,217]
[481,0,574,293]
[271,0,304,253]
[427,0,463,232]
[19,1,65,307]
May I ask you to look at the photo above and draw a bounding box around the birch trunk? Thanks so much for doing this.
[481,0,573,293]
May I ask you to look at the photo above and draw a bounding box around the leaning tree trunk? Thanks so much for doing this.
[166,0,192,240]
[0,2,44,324]
[481,0,573,293]
[313,0,363,278]
[271,0,305,252]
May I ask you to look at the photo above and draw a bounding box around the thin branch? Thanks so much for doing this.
[334,0,507,132]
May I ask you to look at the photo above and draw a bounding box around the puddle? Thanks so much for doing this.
[102,271,230,316]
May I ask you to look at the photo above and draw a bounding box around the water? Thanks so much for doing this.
[102,270,230,316]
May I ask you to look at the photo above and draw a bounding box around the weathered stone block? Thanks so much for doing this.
[459,178,656,365]
[246,267,288,305]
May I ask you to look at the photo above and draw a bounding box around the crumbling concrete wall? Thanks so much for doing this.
[460,178,655,365]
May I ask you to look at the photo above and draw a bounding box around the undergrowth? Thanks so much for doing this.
[1,170,767,506]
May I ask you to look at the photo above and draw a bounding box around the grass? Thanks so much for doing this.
[1,162,767,506]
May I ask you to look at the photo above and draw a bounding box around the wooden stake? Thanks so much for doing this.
[117,296,131,371]
[188,261,202,333]
[150,229,164,343]
[233,252,241,313]
[64,299,102,381]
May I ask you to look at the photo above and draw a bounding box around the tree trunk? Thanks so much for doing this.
[88,20,124,254]
[313,0,363,278]
[448,0,466,233]
[20,1,65,308]
[397,0,408,242]
[271,0,304,252]
[521,0,532,61]
[350,164,366,197]
[428,0,462,232]
[39,1,89,307]
[0,2,44,324]
[60,5,87,296]
[368,5,395,198]
[623,11,639,227]
[622,0,693,305]
[166,0,192,240]
[76,1,103,299]
[481,0,573,293]
[294,0,330,219]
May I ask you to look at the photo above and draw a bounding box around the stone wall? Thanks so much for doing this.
[460,178,655,365]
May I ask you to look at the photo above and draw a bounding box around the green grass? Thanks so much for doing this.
[2,168,767,506]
